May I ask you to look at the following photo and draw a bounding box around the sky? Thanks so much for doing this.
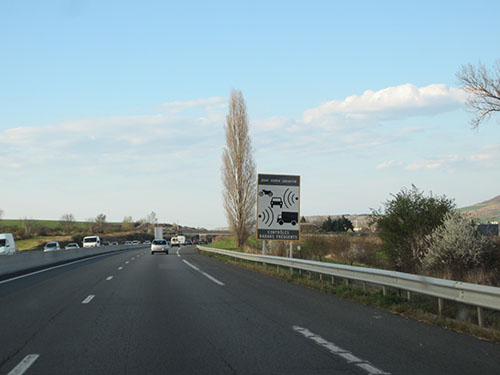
[1,0,500,229]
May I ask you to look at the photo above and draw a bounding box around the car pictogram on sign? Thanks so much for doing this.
[270,197,283,208]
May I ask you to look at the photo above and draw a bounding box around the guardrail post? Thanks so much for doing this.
[438,298,443,316]
[362,282,367,292]
[345,279,349,286]
[320,273,323,282]
[382,286,387,296]
[290,267,293,276]
[331,276,335,285]
[407,291,412,301]
[477,307,484,327]
[277,265,280,273]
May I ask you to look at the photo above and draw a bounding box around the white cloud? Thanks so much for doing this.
[252,116,291,132]
[302,83,466,126]
[405,155,462,171]
[376,160,395,169]
[160,96,226,113]
[468,144,500,163]
[468,153,492,161]
[0,108,225,174]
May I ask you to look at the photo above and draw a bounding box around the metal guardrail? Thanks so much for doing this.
[197,246,500,326]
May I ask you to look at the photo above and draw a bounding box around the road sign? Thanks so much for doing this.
[257,174,300,241]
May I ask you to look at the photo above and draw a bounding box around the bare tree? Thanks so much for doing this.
[60,213,75,234]
[222,90,257,248]
[457,60,500,128]
[122,216,134,231]
[145,211,158,226]
[94,214,107,233]
[21,217,37,237]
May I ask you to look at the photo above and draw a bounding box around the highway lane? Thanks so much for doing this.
[0,245,499,374]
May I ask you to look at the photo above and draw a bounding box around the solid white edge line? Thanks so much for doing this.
[7,354,40,375]
[0,252,119,285]
[182,259,199,271]
[81,295,95,304]
[106,276,113,281]
[292,326,390,375]
[182,259,225,286]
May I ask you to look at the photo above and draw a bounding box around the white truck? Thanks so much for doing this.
[177,236,186,246]
[0,233,17,255]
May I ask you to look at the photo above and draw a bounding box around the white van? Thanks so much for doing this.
[170,236,179,247]
[0,233,17,255]
[83,236,101,248]
[177,236,186,246]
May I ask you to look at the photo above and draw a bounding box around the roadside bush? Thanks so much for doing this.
[373,185,455,273]
[298,235,330,261]
[423,212,492,279]
[345,236,381,266]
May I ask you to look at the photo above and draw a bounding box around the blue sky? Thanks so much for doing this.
[1,0,499,229]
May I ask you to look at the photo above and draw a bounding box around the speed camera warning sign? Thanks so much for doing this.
[257,174,300,241]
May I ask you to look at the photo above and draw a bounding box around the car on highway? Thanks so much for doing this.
[65,243,80,249]
[111,241,118,246]
[143,240,151,244]
[102,241,111,246]
[132,240,140,245]
[83,236,101,248]
[0,233,17,255]
[44,242,61,252]
[124,241,132,245]
[151,239,169,254]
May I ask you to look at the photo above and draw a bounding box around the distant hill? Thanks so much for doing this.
[457,195,500,223]
[303,195,500,229]
[305,214,371,231]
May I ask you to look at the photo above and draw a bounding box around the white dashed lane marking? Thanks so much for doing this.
[82,295,95,304]
[293,326,390,375]
[106,276,113,281]
[7,354,40,375]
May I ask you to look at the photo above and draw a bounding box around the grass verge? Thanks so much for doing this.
[197,248,500,344]
[16,236,73,251]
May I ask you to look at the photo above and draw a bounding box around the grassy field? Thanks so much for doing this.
[16,236,73,251]
[204,235,263,253]
[1,219,92,229]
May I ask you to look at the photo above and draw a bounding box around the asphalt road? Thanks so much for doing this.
[1,245,499,375]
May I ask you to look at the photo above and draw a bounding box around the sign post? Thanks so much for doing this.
[257,174,300,242]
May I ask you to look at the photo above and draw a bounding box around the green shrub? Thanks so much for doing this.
[373,185,455,273]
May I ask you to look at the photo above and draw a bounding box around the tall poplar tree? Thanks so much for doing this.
[222,90,256,248]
